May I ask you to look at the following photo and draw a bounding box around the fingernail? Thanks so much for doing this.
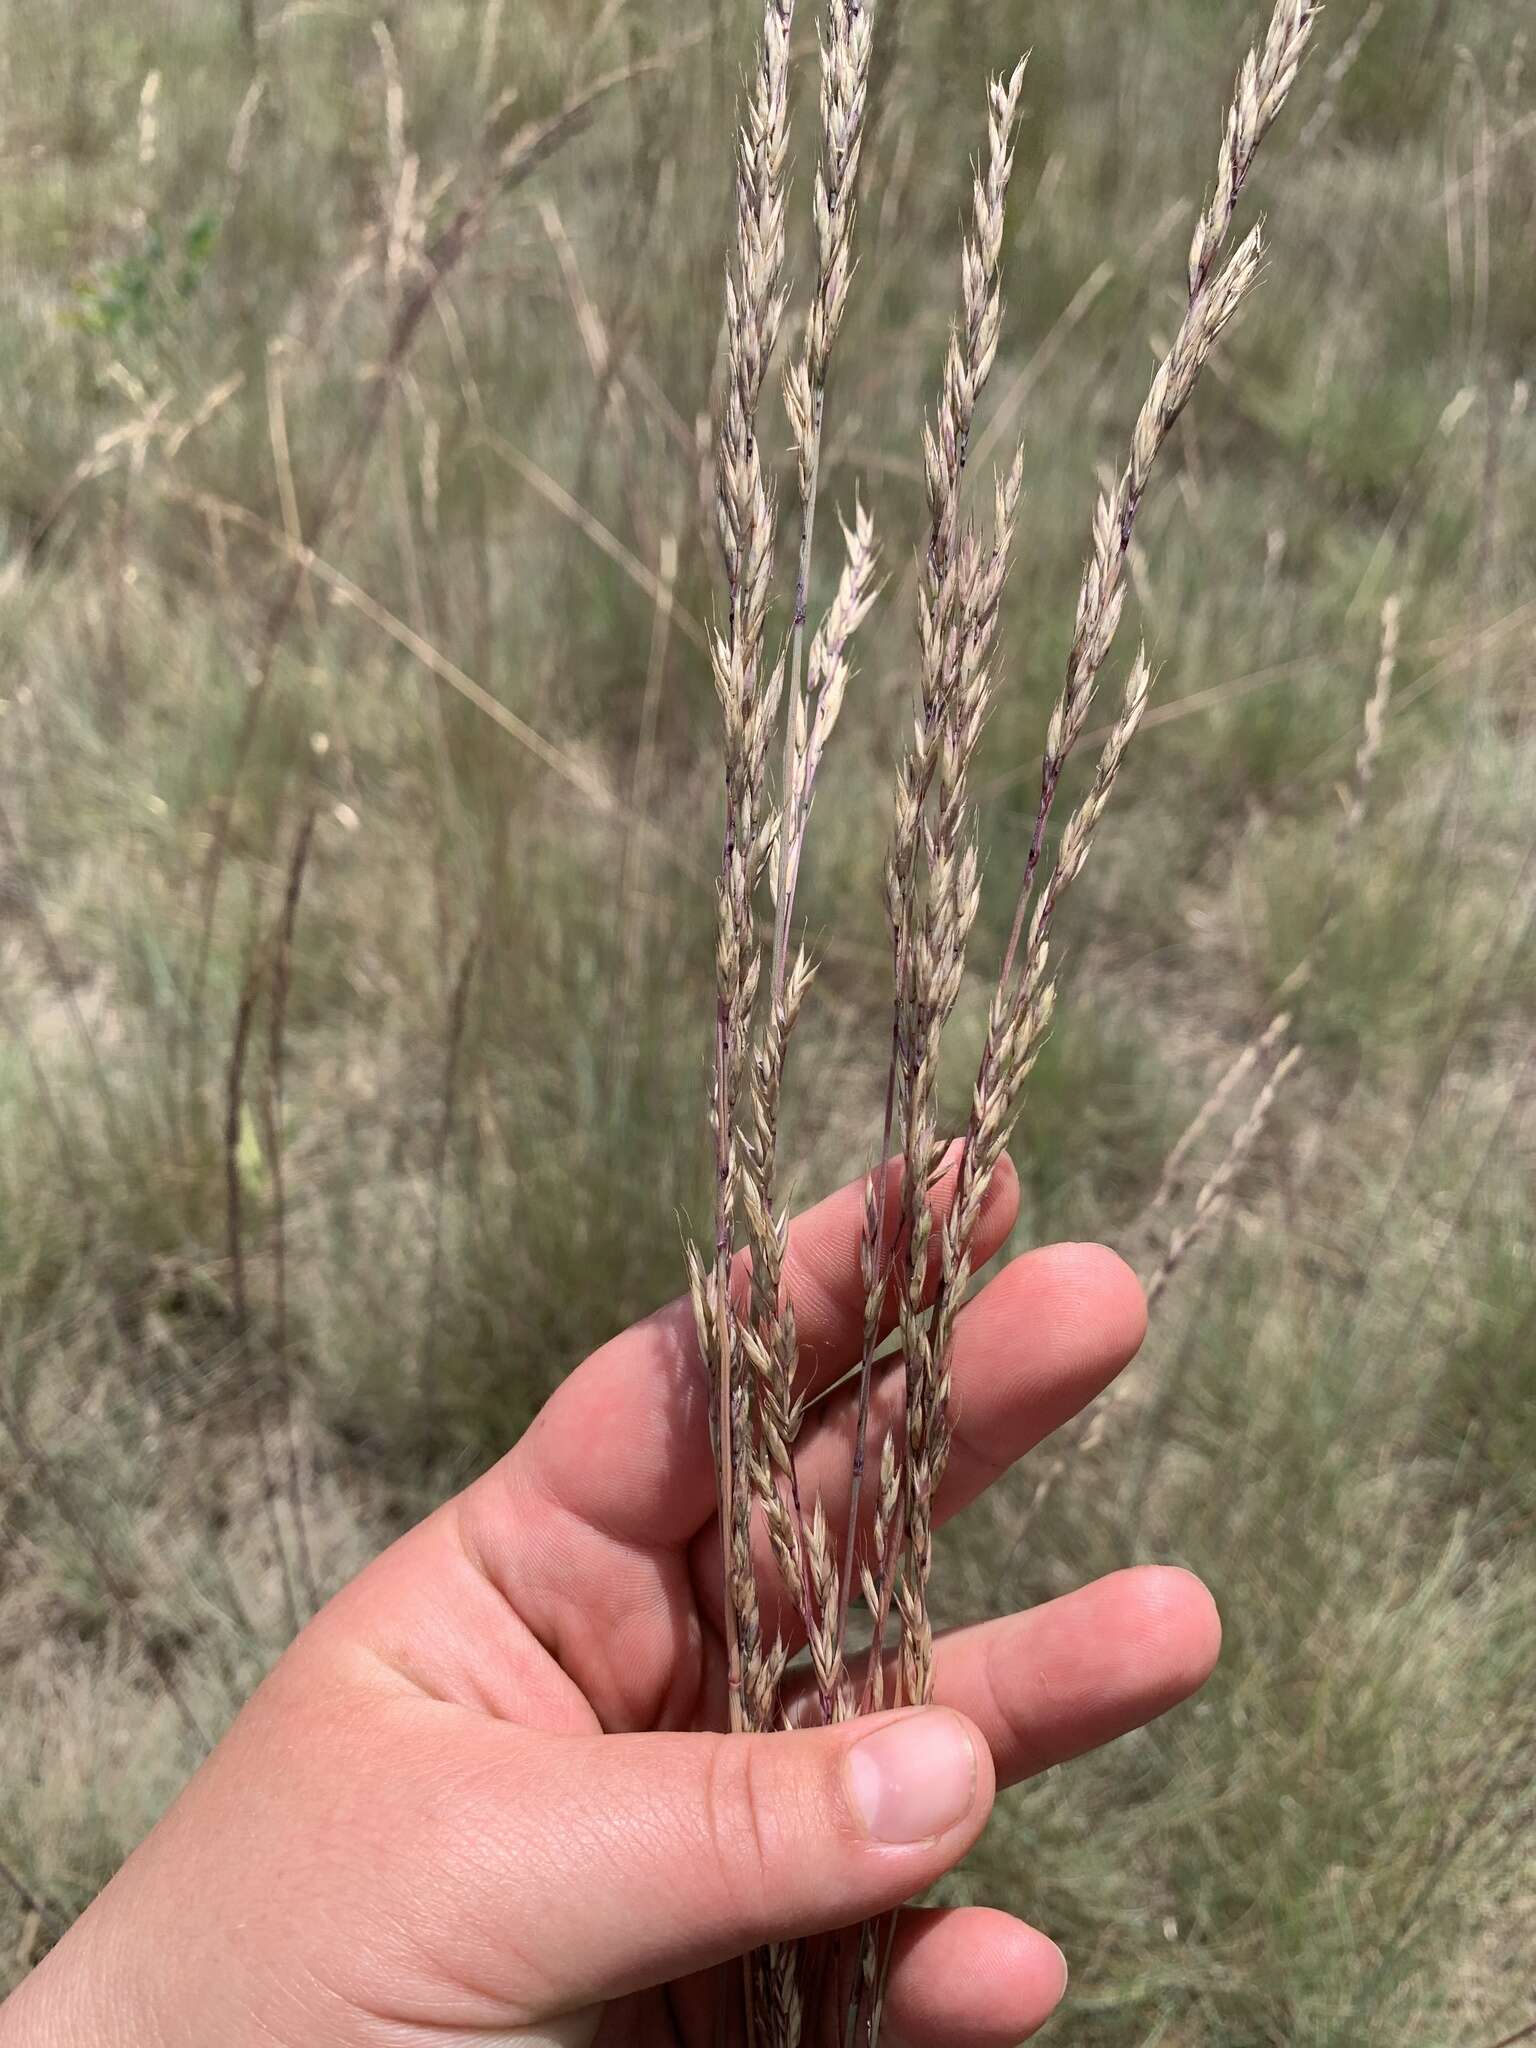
[1048,1940,1069,2000]
[845,1710,977,1843]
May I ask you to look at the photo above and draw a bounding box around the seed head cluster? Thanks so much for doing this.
[691,3,1315,2040]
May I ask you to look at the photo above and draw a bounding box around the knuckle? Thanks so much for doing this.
[701,1736,777,1932]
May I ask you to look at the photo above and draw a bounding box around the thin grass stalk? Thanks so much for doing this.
[1345,590,1401,833]
[225,949,301,1642]
[383,379,469,947]
[1122,1234,1228,1551]
[485,433,709,653]
[266,342,320,640]
[608,528,680,1104]
[733,0,885,1746]
[1145,1044,1303,1312]
[1298,0,1384,149]
[1146,1008,1293,1215]
[1112,593,1495,1534]
[473,0,504,100]
[187,1558,255,1714]
[905,0,1319,1708]
[266,805,316,1365]
[161,479,630,821]
[745,510,879,1728]
[838,71,1032,2048]
[535,189,661,625]
[422,921,484,1423]
[370,29,473,991]
[994,0,1320,1008]
[224,961,260,1345]
[1147,590,1400,1222]
[890,453,1027,1713]
[839,61,1027,1691]
[1053,582,1399,1524]
[186,45,690,1100]
[265,804,318,1615]
[850,518,1029,1699]
[774,0,877,996]
[689,0,797,1766]
[1010,1035,1300,1688]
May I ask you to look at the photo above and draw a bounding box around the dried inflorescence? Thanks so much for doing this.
[851,60,1029,1719]
[692,3,1316,2042]
[894,0,1320,1716]
[1020,587,1401,1545]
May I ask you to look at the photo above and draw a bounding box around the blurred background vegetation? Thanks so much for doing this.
[0,0,1532,2038]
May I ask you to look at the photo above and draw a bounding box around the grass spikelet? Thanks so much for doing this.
[777,0,878,989]
[699,0,885,1771]
[702,0,797,1741]
[905,0,1318,1705]
[844,60,1028,1695]
[1346,591,1401,834]
[1144,1042,1304,1311]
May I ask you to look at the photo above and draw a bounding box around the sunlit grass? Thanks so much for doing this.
[0,0,1532,2037]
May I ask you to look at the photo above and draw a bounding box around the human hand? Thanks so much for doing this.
[0,1155,1219,2048]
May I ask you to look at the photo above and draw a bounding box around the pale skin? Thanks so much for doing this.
[0,1154,1221,2048]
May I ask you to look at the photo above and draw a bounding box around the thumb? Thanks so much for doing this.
[505,1706,995,2011]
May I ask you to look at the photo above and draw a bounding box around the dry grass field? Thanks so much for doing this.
[0,1,1532,2038]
